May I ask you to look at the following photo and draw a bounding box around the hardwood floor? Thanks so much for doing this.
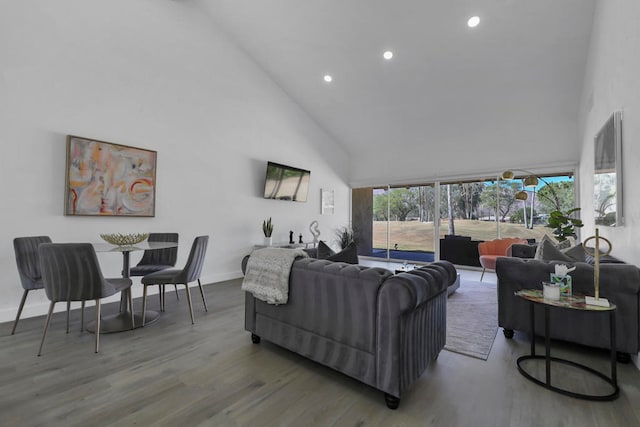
[1,275,639,427]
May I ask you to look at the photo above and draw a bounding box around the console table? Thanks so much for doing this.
[515,289,619,401]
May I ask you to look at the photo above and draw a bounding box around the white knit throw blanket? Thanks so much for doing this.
[241,247,309,304]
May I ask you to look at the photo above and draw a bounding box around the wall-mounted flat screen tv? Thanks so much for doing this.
[263,161,310,202]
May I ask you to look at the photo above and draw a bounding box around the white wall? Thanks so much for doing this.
[578,0,640,264]
[578,0,640,365]
[0,0,350,322]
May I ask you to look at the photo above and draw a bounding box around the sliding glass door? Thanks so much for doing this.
[368,185,435,262]
[352,170,577,265]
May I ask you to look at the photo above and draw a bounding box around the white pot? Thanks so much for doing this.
[264,237,272,246]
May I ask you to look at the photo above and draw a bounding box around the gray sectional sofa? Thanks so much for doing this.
[243,257,458,409]
[496,256,640,361]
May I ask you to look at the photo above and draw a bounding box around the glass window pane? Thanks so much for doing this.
[372,187,389,259]
[387,185,435,262]
[501,174,576,242]
[439,181,496,267]
[439,181,498,241]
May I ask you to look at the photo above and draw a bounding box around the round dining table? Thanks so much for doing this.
[87,241,179,333]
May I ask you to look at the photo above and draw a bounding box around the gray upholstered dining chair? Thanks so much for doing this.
[141,235,209,325]
[37,243,134,355]
[130,233,179,276]
[130,232,179,303]
[12,236,53,334]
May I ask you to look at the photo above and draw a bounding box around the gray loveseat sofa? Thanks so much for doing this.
[496,257,640,361]
[243,258,457,409]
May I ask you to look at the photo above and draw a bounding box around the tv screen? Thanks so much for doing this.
[263,161,310,202]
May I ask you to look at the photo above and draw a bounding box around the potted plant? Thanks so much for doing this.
[334,225,356,250]
[263,217,274,246]
[546,208,583,244]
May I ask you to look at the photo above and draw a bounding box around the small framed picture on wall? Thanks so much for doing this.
[321,189,334,215]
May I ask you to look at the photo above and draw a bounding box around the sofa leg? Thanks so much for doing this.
[503,328,514,339]
[480,268,485,281]
[251,333,261,344]
[384,393,400,410]
[617,352,631,364]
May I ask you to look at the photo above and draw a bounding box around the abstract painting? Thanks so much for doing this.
[65,135,157,216]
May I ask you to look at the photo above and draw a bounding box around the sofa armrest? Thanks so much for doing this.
[376,272,447,397]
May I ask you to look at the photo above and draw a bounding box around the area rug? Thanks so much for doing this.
[444,279,498,360]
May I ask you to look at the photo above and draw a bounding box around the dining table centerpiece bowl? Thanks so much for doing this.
[100,232,149,247]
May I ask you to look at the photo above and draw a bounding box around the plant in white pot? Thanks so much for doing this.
[263,217,273,246]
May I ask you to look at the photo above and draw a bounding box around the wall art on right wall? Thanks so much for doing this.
[594,111,623,227]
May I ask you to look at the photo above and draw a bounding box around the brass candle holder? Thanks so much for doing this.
[582,228,612,307]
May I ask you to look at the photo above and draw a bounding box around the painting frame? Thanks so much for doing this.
[593,111,623,227]
[321,188,334,215]
[65,135,157,217]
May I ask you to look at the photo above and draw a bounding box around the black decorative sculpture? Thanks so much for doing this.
[289,230,294,244]
[299,233,303,244]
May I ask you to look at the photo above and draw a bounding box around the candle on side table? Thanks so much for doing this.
[542,282,561,300]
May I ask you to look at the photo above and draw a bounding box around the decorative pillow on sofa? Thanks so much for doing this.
[317,240,359,264]
[562,244,587,262]
[326,242,359,264]
[317,240,335,259]
[534,235,574,262]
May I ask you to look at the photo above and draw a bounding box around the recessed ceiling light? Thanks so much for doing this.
[323,74,333,83]
[383,51,393,60]
[467,16,480,28]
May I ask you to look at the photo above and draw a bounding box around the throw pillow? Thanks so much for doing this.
[536,236,574,262]
[534,235,552,260]
[562,244,587,262]
[326,242,359,264]
[317,240,335,259]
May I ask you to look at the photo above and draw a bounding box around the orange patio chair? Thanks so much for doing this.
[478,237,528,281]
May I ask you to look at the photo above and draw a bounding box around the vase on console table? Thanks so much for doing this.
[263,237,272,246]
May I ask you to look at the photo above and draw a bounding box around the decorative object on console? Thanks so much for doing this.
[289,230,294,244]
[262,217,273,246]
[542,282,561,300]
[100,232,149,247]
[551,264,576,296]
[582,228,612,307]
[298,233,303,244]
[309,220,320,247]
[65,135,157,217]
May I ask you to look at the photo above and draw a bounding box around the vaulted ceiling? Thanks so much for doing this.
[199,1,596,173]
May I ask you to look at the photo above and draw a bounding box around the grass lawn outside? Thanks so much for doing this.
[373,219,554,252]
